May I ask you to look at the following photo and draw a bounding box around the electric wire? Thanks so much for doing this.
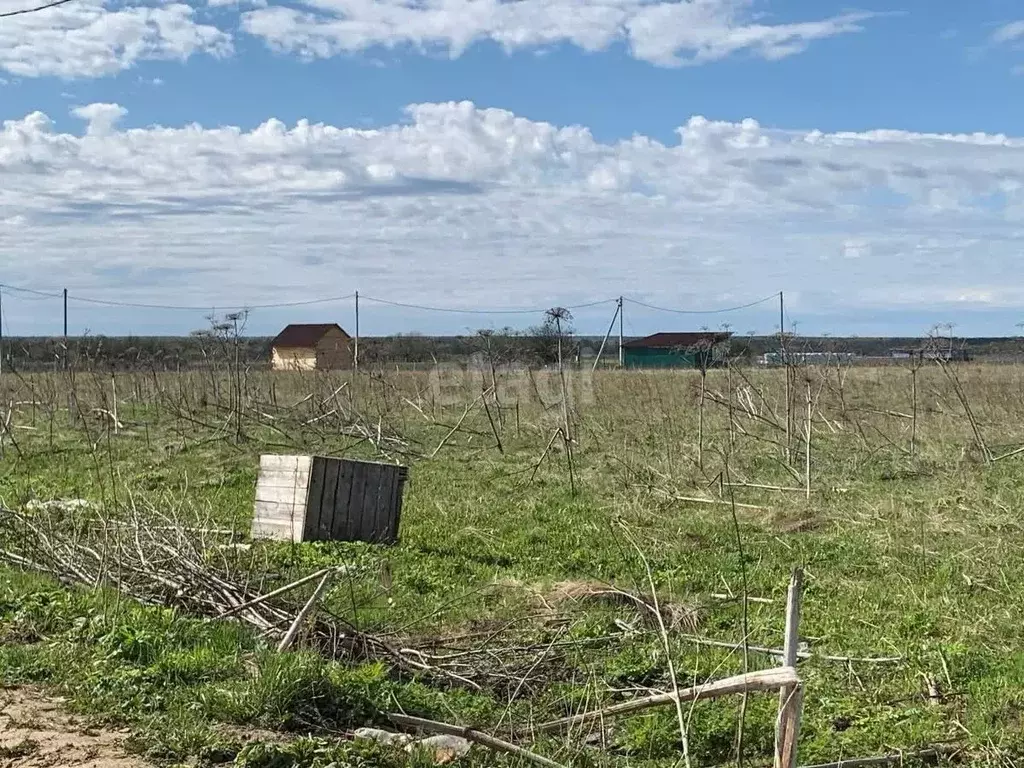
[0,284,355,311]
[624,292,779,315]
[359,295,617,315]
[1,283,781,320]
[0,0,76,18]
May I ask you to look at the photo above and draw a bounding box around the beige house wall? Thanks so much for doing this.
[271,346,317,371]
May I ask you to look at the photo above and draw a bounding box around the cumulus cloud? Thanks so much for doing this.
[0,0,231,78]
[993,20,1024,44]
[72,103,129,135]
[2,101,1024,334]
[0,0,870,79]
[240,0,872,66]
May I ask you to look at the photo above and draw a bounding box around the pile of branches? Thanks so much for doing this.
[0,501,735,698]
[0,502,469,688]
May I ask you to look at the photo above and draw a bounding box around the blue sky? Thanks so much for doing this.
[2,0,1024,337]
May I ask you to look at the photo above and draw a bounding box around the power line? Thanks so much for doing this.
[359,295,618,315]
[70,292,357,311]
[0,285,62,300]
[624,293,779,315]
[0,0,76,18]
[0,284,355,311]
[1,290,52,303]
[1,283,781,317]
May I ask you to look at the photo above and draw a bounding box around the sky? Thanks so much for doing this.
[2,0,1024,338]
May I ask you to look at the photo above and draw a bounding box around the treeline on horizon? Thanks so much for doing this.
[3,331,1024,372]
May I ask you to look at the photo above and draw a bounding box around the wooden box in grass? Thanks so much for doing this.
[251,454,408,544]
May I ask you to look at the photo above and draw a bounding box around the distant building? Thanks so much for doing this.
[622,332,732,369]
[760,351,858,366]
[890,348,970,362]
[270,324,353,371]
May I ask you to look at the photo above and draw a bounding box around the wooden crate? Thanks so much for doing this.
[252,454,408,544]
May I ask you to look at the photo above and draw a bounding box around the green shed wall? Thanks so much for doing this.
[623,348,709,369]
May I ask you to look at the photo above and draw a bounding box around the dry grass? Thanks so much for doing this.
[2,358,1024,765]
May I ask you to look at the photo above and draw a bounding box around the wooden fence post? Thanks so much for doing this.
[775,567,804,768]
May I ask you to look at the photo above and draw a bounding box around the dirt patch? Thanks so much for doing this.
[525,579,702,631]
[0,687,148,768]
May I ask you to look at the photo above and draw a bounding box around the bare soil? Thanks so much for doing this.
[0,688,147,768]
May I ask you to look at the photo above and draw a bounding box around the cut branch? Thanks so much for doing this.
[533,667,798,735]
[389,713,567,768]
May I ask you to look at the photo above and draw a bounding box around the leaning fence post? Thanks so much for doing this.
[775,567,804,768]
[277,570,333,652]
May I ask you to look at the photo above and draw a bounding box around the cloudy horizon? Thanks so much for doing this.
[2,0,1024,337]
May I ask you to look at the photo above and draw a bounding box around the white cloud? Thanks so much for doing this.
[240,0,872,66]
[0,0,869,79]
[993,20,1024,44]
[72,103,128,135]
[3,101,1024,334]
[0,0,231,78]
[842,239,870,260]
[207,0,266,7]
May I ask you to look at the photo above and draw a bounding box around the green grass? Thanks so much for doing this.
[2,364,1024,766]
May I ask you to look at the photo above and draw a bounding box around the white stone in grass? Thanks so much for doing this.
[25,499,91,512]
[407,734,471,764]
[353,727,413,747]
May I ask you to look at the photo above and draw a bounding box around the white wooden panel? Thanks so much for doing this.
[255,485,309,505]
[254,473,309,495]
[260,455,312,472]
[252,514,298,530]
[251,519,302,542]
[258,466,312,481]
[252,504,305,542]
[253,454,312,542]
[252,513,302,532]
[254,499,304,521]
[252,518,293,535]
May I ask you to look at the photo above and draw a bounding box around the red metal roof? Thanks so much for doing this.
[271,324,348,348]
[622,332,732,350]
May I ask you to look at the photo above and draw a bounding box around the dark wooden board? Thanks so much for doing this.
[295,456,407,545]
[329,458,355,541]
[305,456,327,541]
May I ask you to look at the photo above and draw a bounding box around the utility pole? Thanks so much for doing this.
[779,291,785,349]
[354,290,360,373]
[592,299,621,373]
[63,288,68,370]
[617,296,624,367]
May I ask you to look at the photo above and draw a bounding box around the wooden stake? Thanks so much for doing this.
[698,367,706,469]
[277,571,333,652]
[775,568,804,768]
[910,366,918,459]
[804,381,811,501]
[780,292,792,461]
[727,361,736,453]
[534,667,798,735]
[111,372,119,435]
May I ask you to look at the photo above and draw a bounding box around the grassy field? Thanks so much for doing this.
[2,360,1024,767]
